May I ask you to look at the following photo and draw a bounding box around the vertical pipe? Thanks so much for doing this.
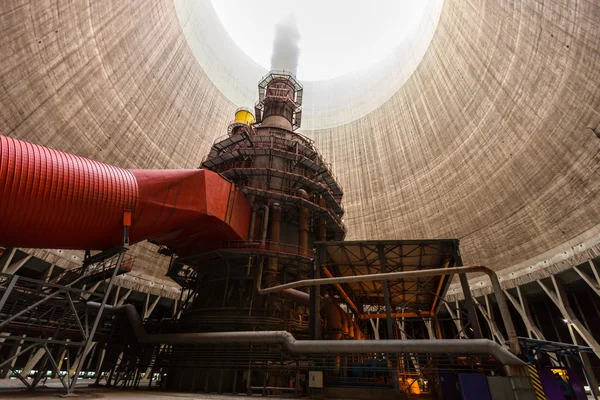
[248,208,257,242]
[297,189,309,257]
[317,197,327,241]
[310,246,323,340]
[260,205,269,247]
[232,370,238,394]
[265,203,281,288]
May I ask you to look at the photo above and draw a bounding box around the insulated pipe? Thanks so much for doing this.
[260,205,269,247]
[265,203,282,288]
[248,208,257,241]
[317,197,327,241]
[87,302,524,366]
[297,189,309,258]
[0,136,251,254]
[258,265,520,354]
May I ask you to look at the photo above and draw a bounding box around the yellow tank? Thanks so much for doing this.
[234,107,255,124]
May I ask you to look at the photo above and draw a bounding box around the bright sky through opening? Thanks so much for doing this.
[210,0,433,81]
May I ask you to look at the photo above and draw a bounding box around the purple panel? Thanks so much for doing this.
[458,373,491,400]
[567,367,587,400]
[438,372,461,400]
[539,367,566,400]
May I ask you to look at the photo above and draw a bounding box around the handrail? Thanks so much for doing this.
[242,181,344,222]
[223,240,314,259]
[206,130,343,193]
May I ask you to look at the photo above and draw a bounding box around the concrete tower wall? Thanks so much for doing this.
[0,0,599,292]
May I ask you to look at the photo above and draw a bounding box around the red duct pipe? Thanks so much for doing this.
[0,136,251,255]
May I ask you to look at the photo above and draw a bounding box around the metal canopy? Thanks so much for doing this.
[315,240,459,319]
[518,337,595,355]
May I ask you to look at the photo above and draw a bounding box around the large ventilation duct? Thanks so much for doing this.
[0,136,251,254]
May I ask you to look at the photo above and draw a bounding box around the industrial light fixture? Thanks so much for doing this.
[563,319,570,324]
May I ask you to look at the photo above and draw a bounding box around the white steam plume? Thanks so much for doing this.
[270,15,300,75]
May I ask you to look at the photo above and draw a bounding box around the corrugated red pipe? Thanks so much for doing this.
[0,136,251,255]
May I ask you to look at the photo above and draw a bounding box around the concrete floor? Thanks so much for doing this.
[0,380,293,399]
[0,380,597,400]
[0,388,291,400]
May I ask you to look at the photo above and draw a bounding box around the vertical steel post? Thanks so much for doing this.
[377,245,400,396]
[578,352,599,400]
[453,244,482,339]
[0,275,18,311]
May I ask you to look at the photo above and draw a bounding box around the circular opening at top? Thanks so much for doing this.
[211,0,437,81]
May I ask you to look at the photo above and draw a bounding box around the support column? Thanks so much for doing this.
[369,318,380,340]
[456,245,482,338]
[4,254,32,275]
[93,345,106,384]
[397,318,420,373]
[69,342,97,377]
[0,334,22,378]
[473,295,505,344]
[115,289,132,306]
[504,287,544,340]
[378,245,400,396]
[444,302,467,339]
[422,318,436,339]
[0,248,16,273]
[144,295,161,319]
[573,261,600,298]
[538,276,600,396]
[21,347,46,378]
[43,263,55,282]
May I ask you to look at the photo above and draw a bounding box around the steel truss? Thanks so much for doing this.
[0,245,130,394]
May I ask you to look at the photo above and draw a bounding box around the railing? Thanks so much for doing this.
[49,254,134,285]
[222,240,314,259]
[242,181,345,227]
[205,129,344,200]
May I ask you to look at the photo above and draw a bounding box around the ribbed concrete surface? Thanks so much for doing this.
[312,0,600,272]
[1,0,599,290]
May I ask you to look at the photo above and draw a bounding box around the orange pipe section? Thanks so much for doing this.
[0,136,251,255]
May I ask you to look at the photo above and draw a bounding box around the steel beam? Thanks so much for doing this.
[0,249,16,273]
[537,276,600,359]
[422,318,436,339]
[573,261,600,297]
[143,295,161,319]
[458,273,483,338]
[444,301,467,339]
[67,249,127,393]
[474,295,505,344]
[4,254,32,275]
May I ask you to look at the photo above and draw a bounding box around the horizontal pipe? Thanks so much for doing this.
[87,302,524,366]
[258,265,487,294]
[256,264,520,354]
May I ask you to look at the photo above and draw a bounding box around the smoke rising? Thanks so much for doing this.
[270,15,300,75]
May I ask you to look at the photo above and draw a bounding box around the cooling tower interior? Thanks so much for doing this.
[0,0,599,398]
